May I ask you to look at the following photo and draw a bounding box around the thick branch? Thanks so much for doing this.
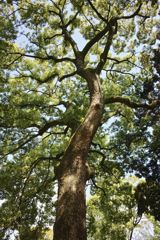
[38,117,80,136]
[28,123,41,130]
[38,120,66,135]
[82,25,110,59]
[81,3,142,60]
[96,27,115,74]
[62,28,80,57]
[105,97,160,110]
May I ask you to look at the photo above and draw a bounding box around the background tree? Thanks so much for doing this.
[109,43,160,220]
[134,46,160,221]
[87,176,138,240]
[86,176,160,240]
[0,0,159,239]
[143,215,160,240]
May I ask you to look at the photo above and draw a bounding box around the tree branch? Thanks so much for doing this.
[52,3,80,58]
[91,178,106,197]
[65,6,83,28]
[96,27,115,74]
[62,27,80,57]
[38,120,67,135]
[1,120,68,158]
[137,14,150,19]
[17,69,59,84]
[101,108,122,125]
[3,55,22,69]
[91,141,115,151]
[0,48,75,63]
[89,149,119,181]
[44,33,63,41]
[81,3,142,61]
[107,56,143,70]
[52,99,77,109]
[30,155,62,169]
[3,133,39,158]
[103,69,135,79]
[82,25,110,59]
[59,71,77,82]
[114,4,142,21]
[28,124,41,130]
[19,156,59,204]
[104,97,160,110]
[107,2,111,22]
[87,0,108,23]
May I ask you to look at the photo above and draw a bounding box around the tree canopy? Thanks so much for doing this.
[0,0,160,239]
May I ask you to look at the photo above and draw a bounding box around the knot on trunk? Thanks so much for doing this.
[86,163,95,180]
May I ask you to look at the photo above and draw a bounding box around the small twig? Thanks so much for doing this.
[91,178,106,196]
[103,69,135,79]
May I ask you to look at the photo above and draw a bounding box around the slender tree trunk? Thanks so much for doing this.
[53,69,104,240]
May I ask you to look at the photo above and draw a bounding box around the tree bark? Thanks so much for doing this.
[53,69,104,240]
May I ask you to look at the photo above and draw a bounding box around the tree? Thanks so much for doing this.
[109,43,160,220]
[0,0,159,239]
[134,46,160,221]
[86,175,147,240]
[143,215,160,240]
[87,176,138,240]
[86,176,159,240]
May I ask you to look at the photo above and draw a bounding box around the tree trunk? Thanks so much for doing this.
[53,69,104,240]
[53,151,88,240]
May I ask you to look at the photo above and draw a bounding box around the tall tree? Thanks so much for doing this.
[0,0,159,239]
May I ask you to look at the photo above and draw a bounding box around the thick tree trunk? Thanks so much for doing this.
[53,69,103,240]
[53,152,88,240]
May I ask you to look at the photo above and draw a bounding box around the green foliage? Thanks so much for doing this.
[145,215,160,239]
[87,176,145,240]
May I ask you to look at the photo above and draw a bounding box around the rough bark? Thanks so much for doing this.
[53,68,104,240]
